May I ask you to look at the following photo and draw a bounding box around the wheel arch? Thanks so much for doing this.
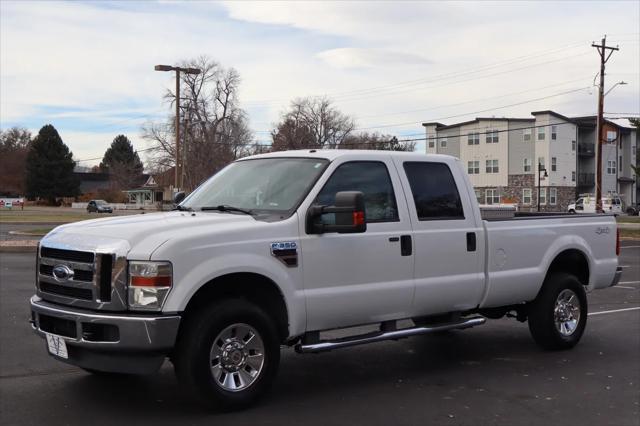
[179,272,290,343]
[544,249,590,287]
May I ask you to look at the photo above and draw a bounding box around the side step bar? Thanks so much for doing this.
[295,316,486,354]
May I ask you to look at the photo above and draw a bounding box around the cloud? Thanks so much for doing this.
[317,48,432,69]
[1,0,638,161]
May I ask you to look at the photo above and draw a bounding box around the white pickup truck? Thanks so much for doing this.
[30,150,622,409]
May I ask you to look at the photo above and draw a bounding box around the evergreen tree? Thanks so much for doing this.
[25,124,80,203]
[99,134,144,189]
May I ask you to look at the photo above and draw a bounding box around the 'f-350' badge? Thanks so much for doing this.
[270,241,298,267]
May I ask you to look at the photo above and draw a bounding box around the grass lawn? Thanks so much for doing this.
[0,206,135,223]
[620,228,640,239]
[617,216,640,224]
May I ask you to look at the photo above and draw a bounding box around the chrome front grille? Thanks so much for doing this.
[37,244,128,311]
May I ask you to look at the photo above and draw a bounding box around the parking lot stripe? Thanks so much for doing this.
[588,307,640,316]
[619,281,640,284]
[616,286,636,290]
[620,245,640,249]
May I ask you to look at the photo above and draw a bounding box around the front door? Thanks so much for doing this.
[299,157,414,331]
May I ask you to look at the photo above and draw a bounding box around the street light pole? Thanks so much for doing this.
[154,65,201,191]
[538,163,548,212]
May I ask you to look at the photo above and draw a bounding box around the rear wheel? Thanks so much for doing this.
[528,273,587,350]
[174,299,280,410]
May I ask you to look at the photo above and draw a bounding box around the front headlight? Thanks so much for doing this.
[127,261,172,311]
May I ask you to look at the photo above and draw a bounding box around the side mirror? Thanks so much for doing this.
[173,191,186,205]
[306,191,367,234]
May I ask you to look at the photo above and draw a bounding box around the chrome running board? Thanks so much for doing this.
[295,316,486,354]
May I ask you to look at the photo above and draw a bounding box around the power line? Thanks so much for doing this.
[353,86,591,131]
[242,44,590,107]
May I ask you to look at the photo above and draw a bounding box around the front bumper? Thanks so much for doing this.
[610,266,623,287]
[30,296,180,374]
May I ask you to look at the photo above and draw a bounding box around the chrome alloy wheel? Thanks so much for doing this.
[554,289,581,336]
[209,323,265,392]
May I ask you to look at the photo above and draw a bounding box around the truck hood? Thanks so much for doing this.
[41,211,256,259]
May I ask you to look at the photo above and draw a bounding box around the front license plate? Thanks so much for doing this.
[45,333,68,359]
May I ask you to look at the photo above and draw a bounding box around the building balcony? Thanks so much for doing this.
[578,173,595,186]
[578,143,595,157]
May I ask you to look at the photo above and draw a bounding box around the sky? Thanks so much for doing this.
[1,1,639,167]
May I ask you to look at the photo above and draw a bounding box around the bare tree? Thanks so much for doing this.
[271,97,355,151]
[143,57,253,191]
[342,132,416,151]
[0,127,31,196]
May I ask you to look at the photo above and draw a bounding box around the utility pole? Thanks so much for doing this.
[154,65,201,191]
[592,36,618,212]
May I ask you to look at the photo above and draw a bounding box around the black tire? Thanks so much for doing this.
[528,273,587,350]
[174,299,280,411]
[568,209,576,214]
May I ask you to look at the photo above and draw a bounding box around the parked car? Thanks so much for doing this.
[568,194,623,214]
[625,203,639,216]
[31,150,620,410]
[86,199,113,213]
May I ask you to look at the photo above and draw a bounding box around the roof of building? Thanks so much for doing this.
[422,116,534,131]
[530,110,574,122]
[570,115,635,131]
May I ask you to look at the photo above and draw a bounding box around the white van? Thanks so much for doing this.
[568,194,622,214]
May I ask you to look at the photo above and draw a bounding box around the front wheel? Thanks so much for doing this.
[568,209,576,214]
[528,273,587,350]
[174,299,280,410]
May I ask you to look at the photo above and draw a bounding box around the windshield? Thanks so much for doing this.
[95,200,107,205]
[181,157,328,214]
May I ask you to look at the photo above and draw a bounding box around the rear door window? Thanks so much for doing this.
[403,162,465,220]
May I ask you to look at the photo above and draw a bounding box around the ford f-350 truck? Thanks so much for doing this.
[30,150,622,409]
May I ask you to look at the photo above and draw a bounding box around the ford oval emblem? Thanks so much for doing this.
[52,265,74,282]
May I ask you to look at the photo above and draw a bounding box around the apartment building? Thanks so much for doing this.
[423,110,637,212]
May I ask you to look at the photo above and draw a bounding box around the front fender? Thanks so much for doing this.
[162,252,306,337]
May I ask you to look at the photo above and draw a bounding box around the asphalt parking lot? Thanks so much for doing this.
[1,245,638,426]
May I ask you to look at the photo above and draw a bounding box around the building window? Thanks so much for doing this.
[539,188,547,205]
[428,136,435,148]
[474,190,482,203]
[537,126,545,141]
[523,128,532,142]
[523,158,532,172]
[572,140,576,151]
[607,160,616,174]
[486,130,499,143]
[538,157,545,170]
[467,161,480,175]
[468,133,480,145]
[485,159,499,173]
[485,189,500,205]
[550,188,557,205]
[522,188,532,205]
[572,171,576,182]
[606,130,617,143]
[551,125,557,140]
[440,138,447,148]
[551,157,557,172]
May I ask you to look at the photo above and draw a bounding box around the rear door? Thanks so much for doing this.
[299,156,414,331]
[393,158,485,316]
